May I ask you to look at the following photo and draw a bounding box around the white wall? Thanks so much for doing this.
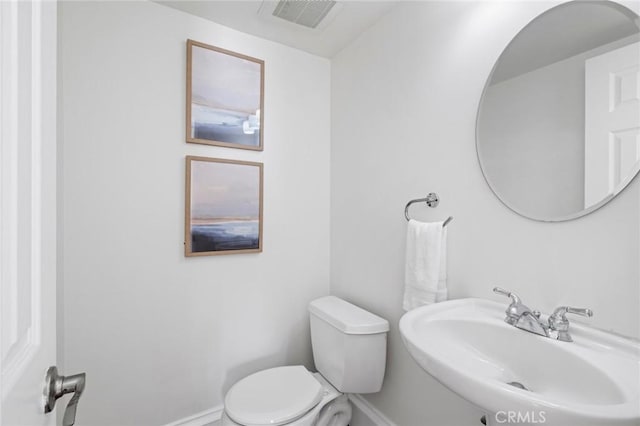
[59,2,330,425]
[331,1,640,425]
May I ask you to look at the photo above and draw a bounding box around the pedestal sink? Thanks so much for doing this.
[399,299,640,426]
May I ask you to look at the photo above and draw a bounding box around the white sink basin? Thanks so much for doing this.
[399,298,640,426]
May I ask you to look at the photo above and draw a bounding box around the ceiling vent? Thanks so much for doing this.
[258,0,343,31]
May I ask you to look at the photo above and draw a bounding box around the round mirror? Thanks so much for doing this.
[477,1,640,221]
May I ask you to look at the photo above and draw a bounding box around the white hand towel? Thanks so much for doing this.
[403,219,448,311]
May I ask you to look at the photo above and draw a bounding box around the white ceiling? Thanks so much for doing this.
[156,0,398,58]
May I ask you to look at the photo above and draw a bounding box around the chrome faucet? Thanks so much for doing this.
[492,287,593,342]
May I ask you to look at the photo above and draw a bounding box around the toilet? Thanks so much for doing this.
[221,296,389,426]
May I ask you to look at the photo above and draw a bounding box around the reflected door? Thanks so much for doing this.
[585,42,640,208]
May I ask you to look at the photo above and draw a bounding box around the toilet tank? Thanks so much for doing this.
[308,296,389,393]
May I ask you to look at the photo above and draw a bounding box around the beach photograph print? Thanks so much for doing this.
[185,156,263,256]
[187,39,264,151]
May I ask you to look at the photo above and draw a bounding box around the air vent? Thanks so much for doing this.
[258,0,343,31]
[272,0,336,28]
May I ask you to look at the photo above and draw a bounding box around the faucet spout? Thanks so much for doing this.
[515,311,549,337]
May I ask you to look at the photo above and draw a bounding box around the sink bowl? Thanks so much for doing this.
[399,298,640,426]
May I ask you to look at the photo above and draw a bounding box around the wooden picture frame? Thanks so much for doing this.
[186,39,265,151]
[185,156,263,256]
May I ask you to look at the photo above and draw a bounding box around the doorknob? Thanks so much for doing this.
[43,366,86,426]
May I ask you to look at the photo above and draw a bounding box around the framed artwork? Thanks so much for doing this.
[185,156,263,256]
[186,39,265,151]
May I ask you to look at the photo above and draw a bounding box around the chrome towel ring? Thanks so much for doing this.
[404,192,453,227]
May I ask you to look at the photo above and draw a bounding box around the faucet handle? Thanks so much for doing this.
[548,306,593,342]
[493,287,521,305]
[550,306,594,320]
[566,307,593,318]
[493,287,527,325]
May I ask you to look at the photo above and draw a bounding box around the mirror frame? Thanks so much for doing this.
[475,0,640,222]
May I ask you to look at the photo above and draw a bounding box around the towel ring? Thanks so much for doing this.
[404,193,453,227]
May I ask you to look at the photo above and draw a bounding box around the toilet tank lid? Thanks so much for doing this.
[308,296,389,334]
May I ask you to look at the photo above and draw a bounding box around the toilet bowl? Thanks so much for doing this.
[221,296,389,426]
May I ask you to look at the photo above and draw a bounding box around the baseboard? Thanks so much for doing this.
[348,394,397,426]
[164,405,224,426]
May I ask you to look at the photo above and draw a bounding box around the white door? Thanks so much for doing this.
[1,1,58,425]
[585,41,640,208]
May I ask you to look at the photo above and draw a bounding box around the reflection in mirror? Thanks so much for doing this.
[477,1,640,221]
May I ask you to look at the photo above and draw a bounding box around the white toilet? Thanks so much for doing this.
[221,296,389,426]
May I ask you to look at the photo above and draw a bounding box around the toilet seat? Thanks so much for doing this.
[224,366,324,426]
